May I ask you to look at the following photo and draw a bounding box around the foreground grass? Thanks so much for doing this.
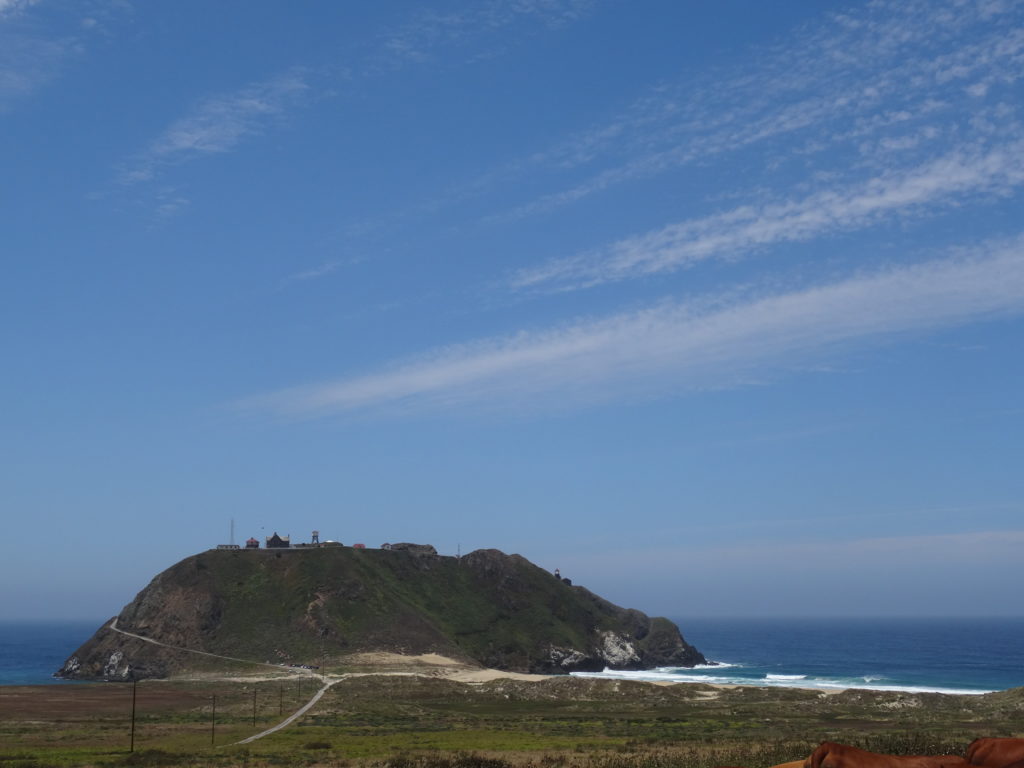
[1,676,1021,768]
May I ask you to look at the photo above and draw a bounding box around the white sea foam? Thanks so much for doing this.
[653,661,740,671]
[813,680,994,695]
[572,668,737,684]
[570,668,995,695]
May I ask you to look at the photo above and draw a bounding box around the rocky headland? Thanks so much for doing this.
[57,544,706,681]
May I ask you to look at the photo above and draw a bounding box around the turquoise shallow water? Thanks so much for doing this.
[574,617,1024,694]
[2,617,1022,691]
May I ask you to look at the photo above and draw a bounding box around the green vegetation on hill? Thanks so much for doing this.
[58,546,705,680]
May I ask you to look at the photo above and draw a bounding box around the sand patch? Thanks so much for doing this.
[339,652,549,683]
[158,650,546,684]
[445,668,550,683]
[344,651,465,667]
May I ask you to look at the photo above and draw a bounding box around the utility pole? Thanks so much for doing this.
[252,687,257,727]
[129,677,137,753]
[210,695,216,747]
[279,684,283,717]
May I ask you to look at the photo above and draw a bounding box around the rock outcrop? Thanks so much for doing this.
[389,542,438,556]
[57,545,706,680]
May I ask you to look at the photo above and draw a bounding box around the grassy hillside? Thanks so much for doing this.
[58,546,705,680]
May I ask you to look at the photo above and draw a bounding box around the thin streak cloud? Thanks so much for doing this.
[0,0,39,18]
[512,140,1024,291]
[111,2,601,218]
[278,260,344,290]
[483,0,1024,221]
[377,0,597,66]
[119,70,309,185]
[0,0,115,109]
[242,237,1024,419]
[0,32,64,107]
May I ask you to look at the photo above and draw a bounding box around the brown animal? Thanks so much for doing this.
[967,739,1024,768]
[772,762,809,768]
[805,742,970,768]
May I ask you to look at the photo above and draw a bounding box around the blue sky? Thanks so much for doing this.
[2,0,1023,621]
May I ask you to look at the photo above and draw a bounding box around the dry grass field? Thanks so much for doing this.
[2,675,1021,768]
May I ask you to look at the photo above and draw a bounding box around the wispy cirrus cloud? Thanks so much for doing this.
[377,0,598,66]
[1,1,131,110]
[336,0,1021,241]
[0,0,40,18]
[114,1,601,216]
[477,0,1024,221]
[0,0,107,110]
[275,260,348,291]
[118,70,309,185]
[0,31,64,108]
[285,261,342,283]
[152,188,191,220]
[242,236,1024,419]
[511,139,1024,291]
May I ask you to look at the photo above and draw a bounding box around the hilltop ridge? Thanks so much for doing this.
[57,545,706,680]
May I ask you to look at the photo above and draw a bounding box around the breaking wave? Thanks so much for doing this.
[572,666,739,685]
[570,664,995,695]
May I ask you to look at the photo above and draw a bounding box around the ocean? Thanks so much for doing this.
[574,617,1024,695]
[1,617,1022,692]
[0,620,102,686]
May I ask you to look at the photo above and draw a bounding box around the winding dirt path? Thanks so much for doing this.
[108,617,340,744]
[109,618,313,674]
[235,677,343,744]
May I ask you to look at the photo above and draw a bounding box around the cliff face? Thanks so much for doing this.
[57,546,706,680]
